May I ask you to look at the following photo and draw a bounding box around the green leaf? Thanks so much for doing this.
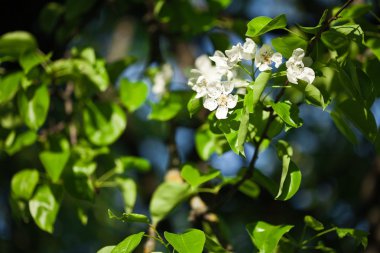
[321,30,348,50]
[239,179,260,199]
[272,36,307,59]
[337,99,377,142]
[271,101,303,128]
[119,79,148,112]
[246,15,287,37]
[0,71,23,104]
[195,124,226,161]
[334,4,372,20]
[236,108,249,156]
[149,182,191,225]
[304,215,324,231]
[97,246,115,253]
[330,110,358,145]
[297,9,328,35]
[114,156,151,173]
[39,137,70,183]
[252,71,272,110]
[252,170,277,197]
[204,234,229,253]
[115,178,137,213]
[108,209,150,224]
[4,130,37,155]
[275,140,301,201]
[64,169,95,201]
[20,50,49,73]
[180,164,220,187]
[29,184,61,233]
[292,80,326,108]
[187,94,202,117]
[149,92,184,121]
[0,31,37,58]
[164,229,206,253]
[246,221,293,253]
[111,232,145,253]
[336,228,368,248]
[366,38,380,61]
[11,169,39,200]
[83,101,127,146]
[18,84,50,130]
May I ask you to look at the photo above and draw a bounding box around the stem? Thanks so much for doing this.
[306,0,354,54]
[302,227,337,246]
[97,169,117,184]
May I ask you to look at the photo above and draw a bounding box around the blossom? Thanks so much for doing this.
[225,38,257,66]
[203,82,238,119]
[286,48,315,85]
[152,63,173,97]
[255,44,282,71]
[188,55,220,98]
[209,50,233,79]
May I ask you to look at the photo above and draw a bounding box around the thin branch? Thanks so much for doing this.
[307,0,354,54]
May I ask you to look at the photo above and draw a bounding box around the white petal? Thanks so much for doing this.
[207,84,223,99]
[195,55,212,70]
[203,97,218,111]
[225,43,243,65]
[292,48,305,61]
[259,63,272,72]
[222,81,234,94]
[286,69,299,84]
[300,67,315,84]
[271,52,283,68]
[242,38,256,60]
[216,106,228,119]
[226,94,238,109]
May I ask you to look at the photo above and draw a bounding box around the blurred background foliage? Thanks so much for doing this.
[0,0,380,252]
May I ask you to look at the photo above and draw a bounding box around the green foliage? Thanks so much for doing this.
[111,232,145,253]
[119,79,148,112]
[11,169,39,200]
[246,15,287,37]
[180,164,220,187]
[246,221,293,253]
[164,229,206,253]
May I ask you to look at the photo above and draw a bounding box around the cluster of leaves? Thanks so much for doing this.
[1,0,379,252]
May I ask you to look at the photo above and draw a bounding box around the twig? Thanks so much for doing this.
[307,0,354,54]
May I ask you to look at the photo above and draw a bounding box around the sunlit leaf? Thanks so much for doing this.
[111,232,145,253]
[11,169,39,200]
[246,15,287,37]
[180,164,220,187]
[304,215,324,231]
[119,79,148,112]
[165,229,206,253]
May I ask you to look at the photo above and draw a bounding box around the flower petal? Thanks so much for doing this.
[216,106,228,119]
[300,67,315,84]
[203,97,218,111]
[271,52,283,68]
[226,94,238,109]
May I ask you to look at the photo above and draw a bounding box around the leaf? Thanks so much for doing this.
[246,15,287,37]
[239,179,260,199]
[304,215,324,231]
[164,229,206,253]
[336,228,368,248]
[11,169,39,200]
[366,38,380,61]
[236,108,249,155]
[108,209,150,224]
[275,140,301,201]
[335,4,372,20]
[115,178,137,213]
[149,182,191,225]
[64,170,95,201]
[0,71,23,104]
[39,136,70,183]
[0,31,37,58]
[17,84,50,130]
[187,94,202,117]
[114,156,151,173]
[272,36,307,59]
[97,246,115,253]
[149,92,184,121]
[246,221,293,253]
[180,164,220,187]
[297,9,328,35]
[119,79,148,112]
[252,71,272,110]
[111,232,145,253]
[5,130,37,155]
[292,80,326,108]
[195,124,226,161]
[204,234,229,253]
[271,101,303,128]
[29,184,61,233]
[330,110,358,145]
[20,50,49,73]
[337,99,377,142]
[252,170,277,197]
[83,101,127,146]
[321,30,348,50]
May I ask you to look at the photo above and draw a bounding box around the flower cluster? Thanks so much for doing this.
[188,38,315,119]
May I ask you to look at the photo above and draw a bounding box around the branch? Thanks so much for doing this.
[307,0,354,53]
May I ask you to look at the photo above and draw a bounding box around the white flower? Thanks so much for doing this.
[286,48,315,85]
[188,55,220,98]
[225,43,244,66]
[255,44,282,71]
[209,50,234,79]
[242,38,257,60]
[152,63,173,97]
[203,82,238,119]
